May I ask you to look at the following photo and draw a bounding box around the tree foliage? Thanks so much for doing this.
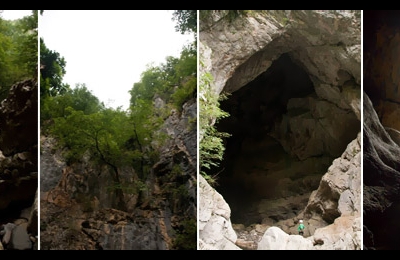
[172,10,197,36]
[0,10,37,100]
[50,107,132,210]
[40,38,68,99]
[41,83,104,127]
[172,10,197,67]
[51,107,133,165]
[41,11,197,244]
[130,43,196,113]
[199,71,230,186]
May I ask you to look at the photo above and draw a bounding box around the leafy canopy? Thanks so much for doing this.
[0,10,38,100]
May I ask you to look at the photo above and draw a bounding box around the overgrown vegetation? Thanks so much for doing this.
[40,10,197,249]
[172,10,197,40]
[199,66,231,186]
[198,11,239,186]
[172,217,197,250]
[0,10,38,100]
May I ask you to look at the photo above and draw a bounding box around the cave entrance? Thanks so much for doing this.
[209,52,359,226]
[0,198,35,225]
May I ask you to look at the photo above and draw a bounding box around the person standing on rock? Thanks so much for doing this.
[298,220,305,236]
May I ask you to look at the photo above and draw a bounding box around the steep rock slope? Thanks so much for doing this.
[199,10,361,250]
[40,98,196,250]
[0,79,38,250]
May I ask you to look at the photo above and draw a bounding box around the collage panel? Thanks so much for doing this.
[198,10,362,250]
[0,10,38,250]
[38,10,197,250]
[363,10,400,250]
[2,9,398,251]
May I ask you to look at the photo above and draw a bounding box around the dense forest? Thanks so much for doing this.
[0,10,38,99]
[40,10,197,249]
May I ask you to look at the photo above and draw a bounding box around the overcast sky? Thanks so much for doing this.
[39,10,194,110]
[1,10,33,20]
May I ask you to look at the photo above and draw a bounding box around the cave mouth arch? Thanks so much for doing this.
[208,52,359,226]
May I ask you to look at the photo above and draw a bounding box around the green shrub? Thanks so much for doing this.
[199,71,230,186]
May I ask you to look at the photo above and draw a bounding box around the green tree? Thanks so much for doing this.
[130,65,165,103]
[172,10,197,60]
[14,10,38,78]
[41,83,103,129]
[172,10,197,36]
[170,45,197,110]
[51,107,134,211]
[129,97,166,179]
[40,38,68,98]
[0,17,13,92]
[0,10,37,100]
[67,83,104,114]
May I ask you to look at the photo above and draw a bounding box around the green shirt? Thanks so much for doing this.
[298,223,305,231]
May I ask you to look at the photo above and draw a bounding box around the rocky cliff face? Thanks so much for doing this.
[199,10,361,250]
[363,10,400,250]
[0,79,38,250]
[40,98,196,250]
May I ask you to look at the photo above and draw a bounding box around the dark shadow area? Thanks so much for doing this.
[0,198,35,225]
[364,10,400,105]
[209,53,316,225]
[363,10,400,250]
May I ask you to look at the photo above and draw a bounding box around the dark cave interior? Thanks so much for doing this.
[364,10,400,105]
[208,53,320,225]
[0,197,34,226]
[363,10,400,250]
